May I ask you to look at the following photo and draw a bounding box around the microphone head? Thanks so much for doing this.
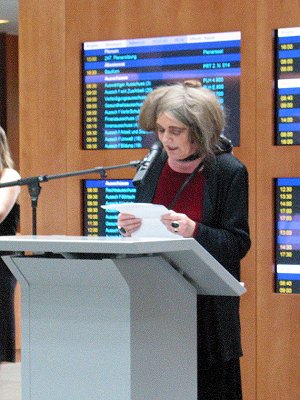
[150,141,162,151]
[132,141,162,187]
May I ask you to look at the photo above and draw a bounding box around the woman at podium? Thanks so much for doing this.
[0,126,21,363]
[118,81,251,399]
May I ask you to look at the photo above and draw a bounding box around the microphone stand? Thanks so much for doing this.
[0,161,140,236]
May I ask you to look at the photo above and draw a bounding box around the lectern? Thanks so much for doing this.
[0,235,246,400]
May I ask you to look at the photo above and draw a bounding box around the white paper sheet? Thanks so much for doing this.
[102,203,180,238]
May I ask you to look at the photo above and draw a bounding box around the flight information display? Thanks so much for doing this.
[275,178,300,294]
[275,27,300,145]
[83,179,137,237]
[82,31,241,149]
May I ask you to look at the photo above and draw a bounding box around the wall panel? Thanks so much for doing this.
[19,0,67,235]
[0,33,7,131]
[6,35,19,169]
[256,1,300,399]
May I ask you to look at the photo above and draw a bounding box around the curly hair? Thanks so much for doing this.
[138,80,225,157]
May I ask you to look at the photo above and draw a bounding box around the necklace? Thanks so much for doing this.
[168,161,204,210]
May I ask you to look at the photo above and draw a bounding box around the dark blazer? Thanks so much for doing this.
[136,150,251,365]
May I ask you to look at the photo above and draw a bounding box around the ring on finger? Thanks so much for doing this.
[118,226,127,235]
[171,221,180,229]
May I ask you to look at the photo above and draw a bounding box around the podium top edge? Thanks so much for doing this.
[0,235,246,296]
[0,235,194,253]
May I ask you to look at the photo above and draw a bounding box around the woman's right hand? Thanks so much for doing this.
[117,213,142,236]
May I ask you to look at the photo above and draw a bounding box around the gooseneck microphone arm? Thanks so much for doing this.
[0,160,140,236]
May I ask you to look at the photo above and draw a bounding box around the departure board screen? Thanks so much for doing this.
[82,31,241,149]
[83,179,137,237]
[275,27,300,145]
[275,178,300,294]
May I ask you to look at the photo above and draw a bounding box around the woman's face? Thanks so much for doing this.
[156,112,198,162]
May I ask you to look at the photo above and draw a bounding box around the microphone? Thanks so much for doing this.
[132,141,162,187]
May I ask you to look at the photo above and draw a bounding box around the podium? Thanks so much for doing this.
[0,235,246,400]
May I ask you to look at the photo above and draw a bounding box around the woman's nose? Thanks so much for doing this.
[161,129,173,141]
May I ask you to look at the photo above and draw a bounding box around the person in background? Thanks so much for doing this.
[118,81,251,399]
[0,126,21,363]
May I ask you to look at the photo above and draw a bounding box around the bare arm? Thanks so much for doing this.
[0,168,21,223]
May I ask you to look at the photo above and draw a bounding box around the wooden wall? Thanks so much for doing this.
[256,1,300,399]
[0,33,7,131]
[17,0,300,398]
[0,34,19,164]
[6,35,19,170]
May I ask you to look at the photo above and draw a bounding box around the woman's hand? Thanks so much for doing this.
[161,211,196,238]
[117,213,142,237]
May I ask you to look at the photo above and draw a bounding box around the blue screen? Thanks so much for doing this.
[275,27,300,145]
[82,31,241,149]
[83,179,137,237]
[275,177,300,293]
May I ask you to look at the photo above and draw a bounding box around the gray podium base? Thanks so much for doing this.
[5,255,197,400]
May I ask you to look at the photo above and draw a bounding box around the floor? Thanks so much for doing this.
[0,362,21,400]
